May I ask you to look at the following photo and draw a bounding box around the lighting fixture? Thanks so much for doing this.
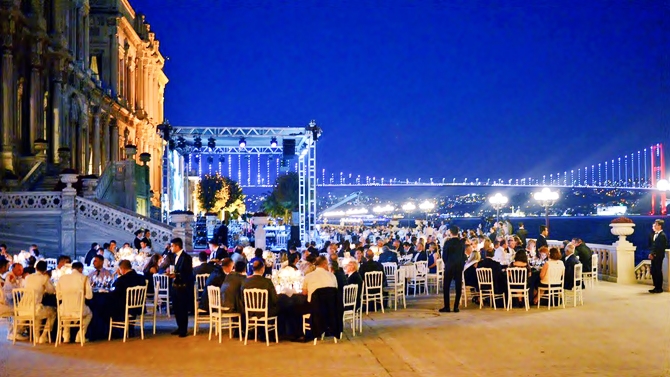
[270,137,278,148]
[207,137,216,149]
[239,138,246,148]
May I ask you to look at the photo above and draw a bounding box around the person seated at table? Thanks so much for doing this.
[378,246,399,264]
[477,250,506,295]
[479,238,494,261]
[221,261,247,313]
[533,246,549,268]
[246,248,265,276]
[110,260,146,322]
[84,243,101,266]
[103,241,117,267]
[88,255,113,281]
[56,255,72,271]
[359,250,387,289]
[303,257,338,301]
[413,242,427,262]
[242,260,278,316]
[3,263,28,341]
[493,239,509,266]
[57,261,93,343]
[427,242,441,273]
[280,253,300,273]
[138,239,152,254]
[199,258,234,312]
[534,247,565,305]
[526,239,537,258]
[0,258,9,287]
[194,251,220,276]
[300,253,316,276]
[208,239,228,261]
[142,254,161,294]
[463,239,480,288]
[402,242,414,257]
[354,247,365,264]
[330,260,347,294]
[24,261,56,343]
[563,244,581,290]
[23,256,37,275]
[344,260,363,304]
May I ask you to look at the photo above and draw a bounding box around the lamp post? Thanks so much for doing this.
[533,187,559,227]
[488,193,508,222]
[419,200,435,222]
[657,179,669,215]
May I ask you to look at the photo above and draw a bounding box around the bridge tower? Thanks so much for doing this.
[650,143,666,215]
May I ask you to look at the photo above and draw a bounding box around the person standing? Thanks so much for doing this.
[649,219,667,294]
[440,226,466,313]
[515,222,528,248]
[536,225,549,251]
[166,238,193,337]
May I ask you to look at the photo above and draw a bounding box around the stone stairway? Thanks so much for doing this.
[32,175,61,191]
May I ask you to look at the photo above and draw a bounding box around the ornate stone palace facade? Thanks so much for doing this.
[0,0,166,207]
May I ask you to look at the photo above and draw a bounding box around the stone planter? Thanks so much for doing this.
[82,178,98,199]
[170,212,194,226]
[59,173,79,193]
[139,152,151,165]
[125,145,137,160]
[252,216,270,250]
[34,139,48,162]
[610,223,635,244]
[252,216,270,226]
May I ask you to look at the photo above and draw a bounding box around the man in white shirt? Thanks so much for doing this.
[492,239,508,266]
[57,261,93,343]
[23,260,56,343]
[88,255,113,281]
[302,256,338,302]
[2,263,27,341]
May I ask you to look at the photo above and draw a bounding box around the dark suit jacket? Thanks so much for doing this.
[174,252,194,288]
[651,231,668,259]
[378,251,399,264]
[563,254,580,290]
[84,248,98,266]
[346,271,364,299]
[477,258,505,294]
[574,244,593,272]
[442,238,465,268]
[241,275,278,316]
[515,228,528,247]
[334,268,347,292]
[221,272,246,313]
[359,260,387,288]
[111,270,147,318]
[198,269,227,311]
[536,235,548,251]
[212,247,229,261]
[194,262,220,277]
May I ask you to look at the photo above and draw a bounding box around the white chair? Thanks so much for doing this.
[193,273,210,336]
[567,264,584,307]
[45,258,57,270]
[383,267,406,311]
[407,262,428,296]
[153,273,171,318]
[207,286,242,343]
[342,284,360,337]
[362,271,384,314]
[243,289,278,346]
[382,262,397,287]
[476,268,506,310]
[537,264,566,310]
[427,259,444,294]
[461,268,477,308]
[108,285,147,342]
[506,267,529,311]
[582,254,598,288]
[55,289,85,347]
[12,289,50,346]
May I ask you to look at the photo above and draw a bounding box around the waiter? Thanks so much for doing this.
[166,238,194,337]
[649,219,667,294]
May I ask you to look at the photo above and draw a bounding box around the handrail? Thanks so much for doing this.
[0,191,63,210]
[75,196,174,245]
[18,160,46,190]
[95,162,114,200]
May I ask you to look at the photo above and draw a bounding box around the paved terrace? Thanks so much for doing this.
[1,282,668,377]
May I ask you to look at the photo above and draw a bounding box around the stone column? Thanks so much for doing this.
[82,6,90,66]
[101,115,109,167]
[108,20,119,96]
[77,6,85,63]
[128,59,135,111]
[170,212,194,251]
[610,223,636,285]
[51,64,63,162]
[29,40,43,153]
[92,109,101,175]
[1,17,15,172]
[253,216,270,250]
[80,112,89,174]
[59,173,78,257]
[110,119,119,162]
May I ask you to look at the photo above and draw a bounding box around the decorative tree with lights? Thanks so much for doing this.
[197,174,229,214]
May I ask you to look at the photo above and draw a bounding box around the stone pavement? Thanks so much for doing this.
[1,282,669,377]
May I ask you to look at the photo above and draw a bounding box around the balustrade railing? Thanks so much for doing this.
[75,197,173,245]
[587,244,616,282]
[95,162,114,200]
[18,161,46,191]
[0,192,63,210]
[635,260,652,283]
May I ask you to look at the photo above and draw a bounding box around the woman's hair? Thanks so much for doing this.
[538,246,549,255]
[482,238,493,251]
[548,247,562,260]
[514,251,528,263]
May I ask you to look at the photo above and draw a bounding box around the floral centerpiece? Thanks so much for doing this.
[242,246,256,261]
[263,250,276,267]
[14,250,30,266]
[611,216,634,224]
[115,247,147,271]
[274,267,303,295]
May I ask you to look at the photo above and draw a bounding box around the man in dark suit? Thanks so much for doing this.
[515,222,528,248]
[358,250,387,287]
[242,260,279,316]
[378,246,399,264]
[477,250,506,294]
[440,226,466,313]
[221,261,247,313]
[649,219,668,294]
[194,251,220,276]
[209,239,229,261]
[215,223,229,247]
[111,260,146,321]
[199,258,233,312]
[133,230,144,250]
[572,238,593,273]
[563,244,581,290]
[166,237,194,337]
[536,225,549,251]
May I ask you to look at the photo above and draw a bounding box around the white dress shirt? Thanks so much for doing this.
[24,272,55,306]
[302,267,338,302]
[57,270,93,316]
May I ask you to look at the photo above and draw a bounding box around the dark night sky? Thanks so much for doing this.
[131,0,668,181]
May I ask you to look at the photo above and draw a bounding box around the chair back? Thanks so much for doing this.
[364,271,383,290]
[436,258,445,272]
[415,261,428,277]
[12,289,35,317]
[153,274,170,293]
[126,286,147,310]
[56,288,84,318]
[382,263,397,284]
[396,267,406,286]
[343,284,358,311]
[208,285,222,312]
[573,264,583,288]
[476,268,493,289]
[243,288,269,318]
[591,254,598,273]
[195,274,209,291]
[506,267,527,288]
[547,263,565,285]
